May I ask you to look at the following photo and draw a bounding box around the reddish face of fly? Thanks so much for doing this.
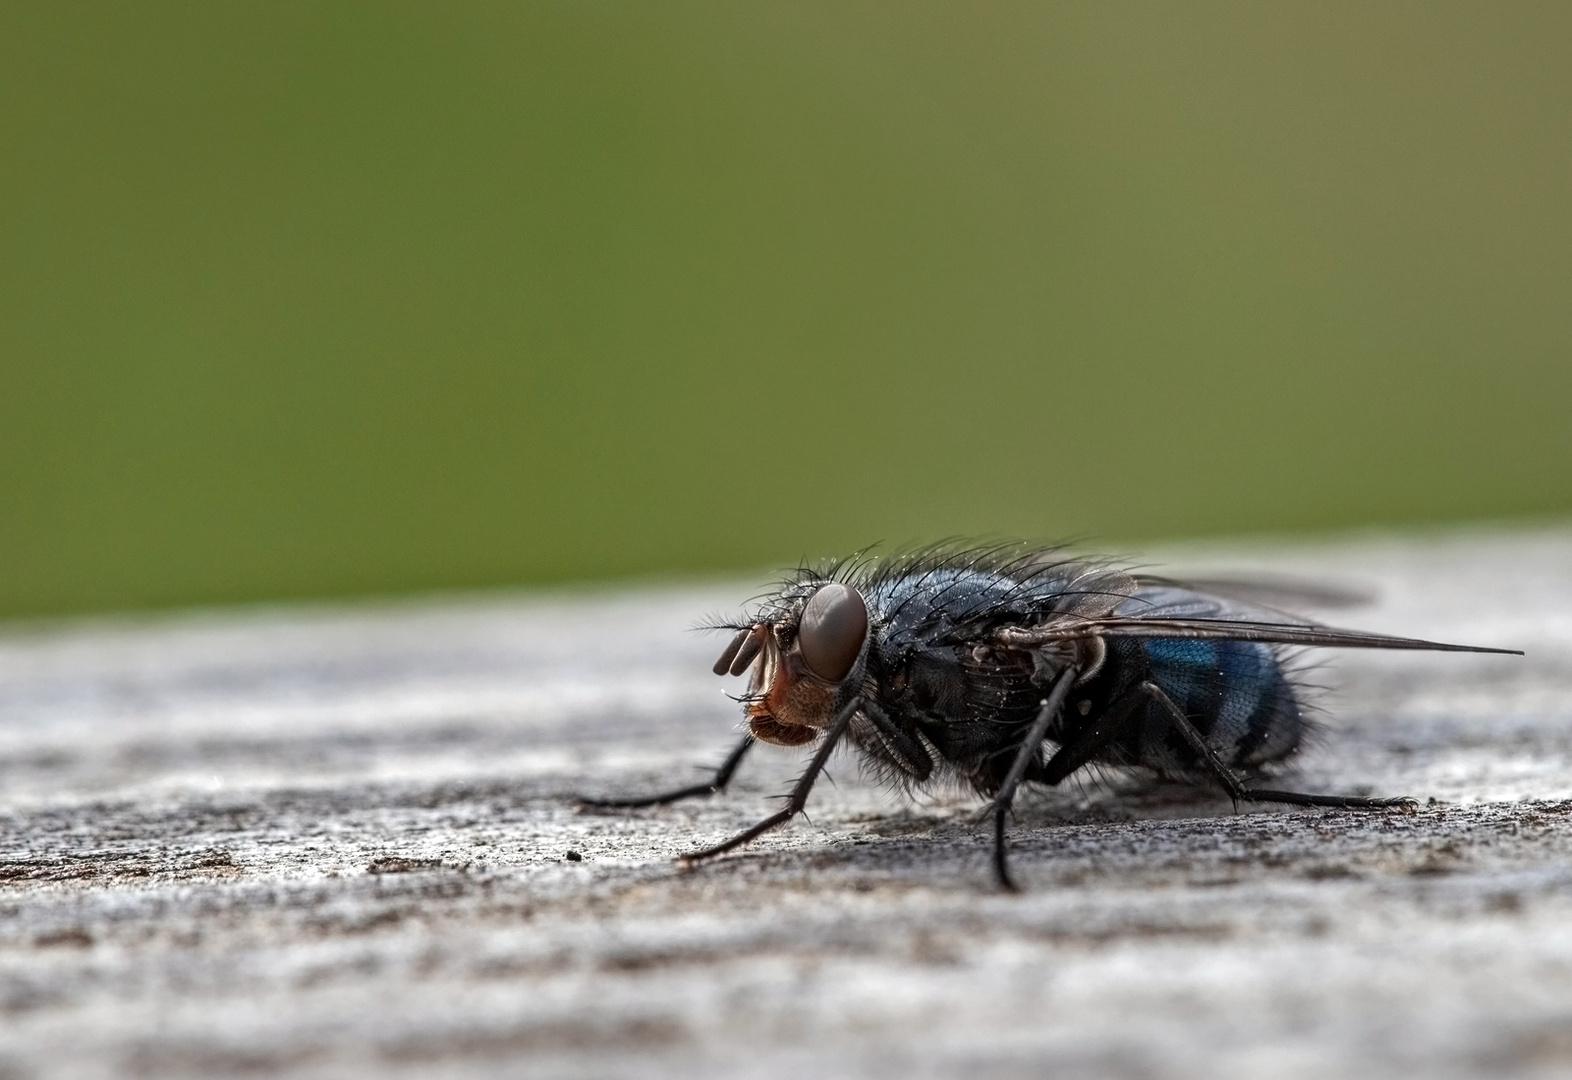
[711,583,870,747]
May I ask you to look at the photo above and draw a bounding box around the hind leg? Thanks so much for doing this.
[1138,681,1416,812]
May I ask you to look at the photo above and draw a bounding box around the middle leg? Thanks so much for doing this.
[987,664,1078,891]
[988,672,1163,890]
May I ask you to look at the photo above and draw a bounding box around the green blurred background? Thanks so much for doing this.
[2,2,1569,618]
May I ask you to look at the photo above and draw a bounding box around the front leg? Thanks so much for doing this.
[679,696,862,865]
[578,734,755,809]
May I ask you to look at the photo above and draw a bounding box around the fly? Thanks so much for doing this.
[580,546,1521,890]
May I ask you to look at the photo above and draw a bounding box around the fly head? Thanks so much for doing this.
[711,581,870,747]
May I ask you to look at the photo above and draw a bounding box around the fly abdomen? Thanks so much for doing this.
[1122,637,1305,775]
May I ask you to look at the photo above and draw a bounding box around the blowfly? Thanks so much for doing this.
[581,546,1520,890]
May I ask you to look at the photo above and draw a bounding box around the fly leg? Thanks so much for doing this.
[987,665,1078,892]
[1138,681,1416,811]
[678,696,862,865]
[860,698,934,781]
[578,734,755,809]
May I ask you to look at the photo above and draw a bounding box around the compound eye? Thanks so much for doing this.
[797,583,868,682]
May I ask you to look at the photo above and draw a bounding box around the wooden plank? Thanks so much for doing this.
[0,526,1567,1079]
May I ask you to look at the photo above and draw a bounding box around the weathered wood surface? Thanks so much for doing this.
[0,527,1568,1079]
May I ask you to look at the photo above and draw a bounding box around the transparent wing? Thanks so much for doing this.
[996,583,1520,655]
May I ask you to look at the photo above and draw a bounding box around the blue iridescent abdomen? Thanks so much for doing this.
[1121,636,1305,774]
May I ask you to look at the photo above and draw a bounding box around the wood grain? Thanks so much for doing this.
[0,526,1567,1079]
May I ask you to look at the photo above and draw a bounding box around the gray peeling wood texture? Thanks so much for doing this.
[0,526,1569,1080]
